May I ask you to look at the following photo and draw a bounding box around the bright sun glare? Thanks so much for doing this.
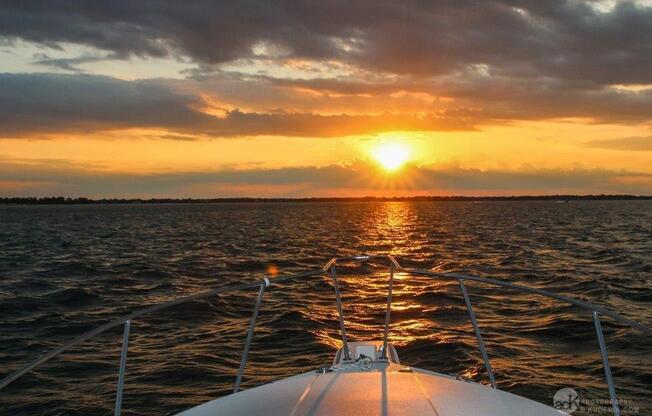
[372,142,411,171]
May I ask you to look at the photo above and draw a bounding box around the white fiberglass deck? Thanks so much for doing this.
[176,342,566,416]
[177,365,565,416]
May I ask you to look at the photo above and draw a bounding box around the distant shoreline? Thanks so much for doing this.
[1,195,651,205]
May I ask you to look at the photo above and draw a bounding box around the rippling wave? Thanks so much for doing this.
[0,201,651,415]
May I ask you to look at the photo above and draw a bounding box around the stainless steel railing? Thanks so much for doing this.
[1,255,650,416]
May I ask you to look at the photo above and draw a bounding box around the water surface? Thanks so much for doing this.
[0,201,651,415]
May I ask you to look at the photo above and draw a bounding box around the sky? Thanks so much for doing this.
[1,0,652,198]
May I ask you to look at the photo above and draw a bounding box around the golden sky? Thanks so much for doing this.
[1,1,651,197]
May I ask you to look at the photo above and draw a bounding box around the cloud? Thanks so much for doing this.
[584,135,652,151]
[0,73,470,138]
[1,158,650,198]
[32,51,123,72]
[191,70,652,124]
[2,1,652,86]
[2,2,652,134]
[200,109,470,137]
[3,71,649,141]
[0,73,207,136]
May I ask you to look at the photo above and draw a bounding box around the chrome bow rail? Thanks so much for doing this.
[1,255,651,416]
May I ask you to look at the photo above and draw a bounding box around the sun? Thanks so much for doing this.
[371,142,411,171]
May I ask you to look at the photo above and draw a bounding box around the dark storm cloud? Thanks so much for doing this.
[1,159,650,197]
[2,0,652,85]
[0,73,469,137]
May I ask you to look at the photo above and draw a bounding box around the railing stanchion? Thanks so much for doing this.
[234,278,269,393]
[459,279,496,389]
[381,263,394,359]
[114,319,131,416]
[330,265,351,361]
[593,311,621,416]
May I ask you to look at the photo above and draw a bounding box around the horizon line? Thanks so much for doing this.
[2,194,652,205]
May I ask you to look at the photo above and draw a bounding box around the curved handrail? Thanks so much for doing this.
[1,254,650,416]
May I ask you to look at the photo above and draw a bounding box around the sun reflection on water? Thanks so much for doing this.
[310,201,451,351]
[292,201,631,398]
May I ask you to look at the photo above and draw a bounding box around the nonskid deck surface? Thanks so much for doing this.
[176,363,565,416]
